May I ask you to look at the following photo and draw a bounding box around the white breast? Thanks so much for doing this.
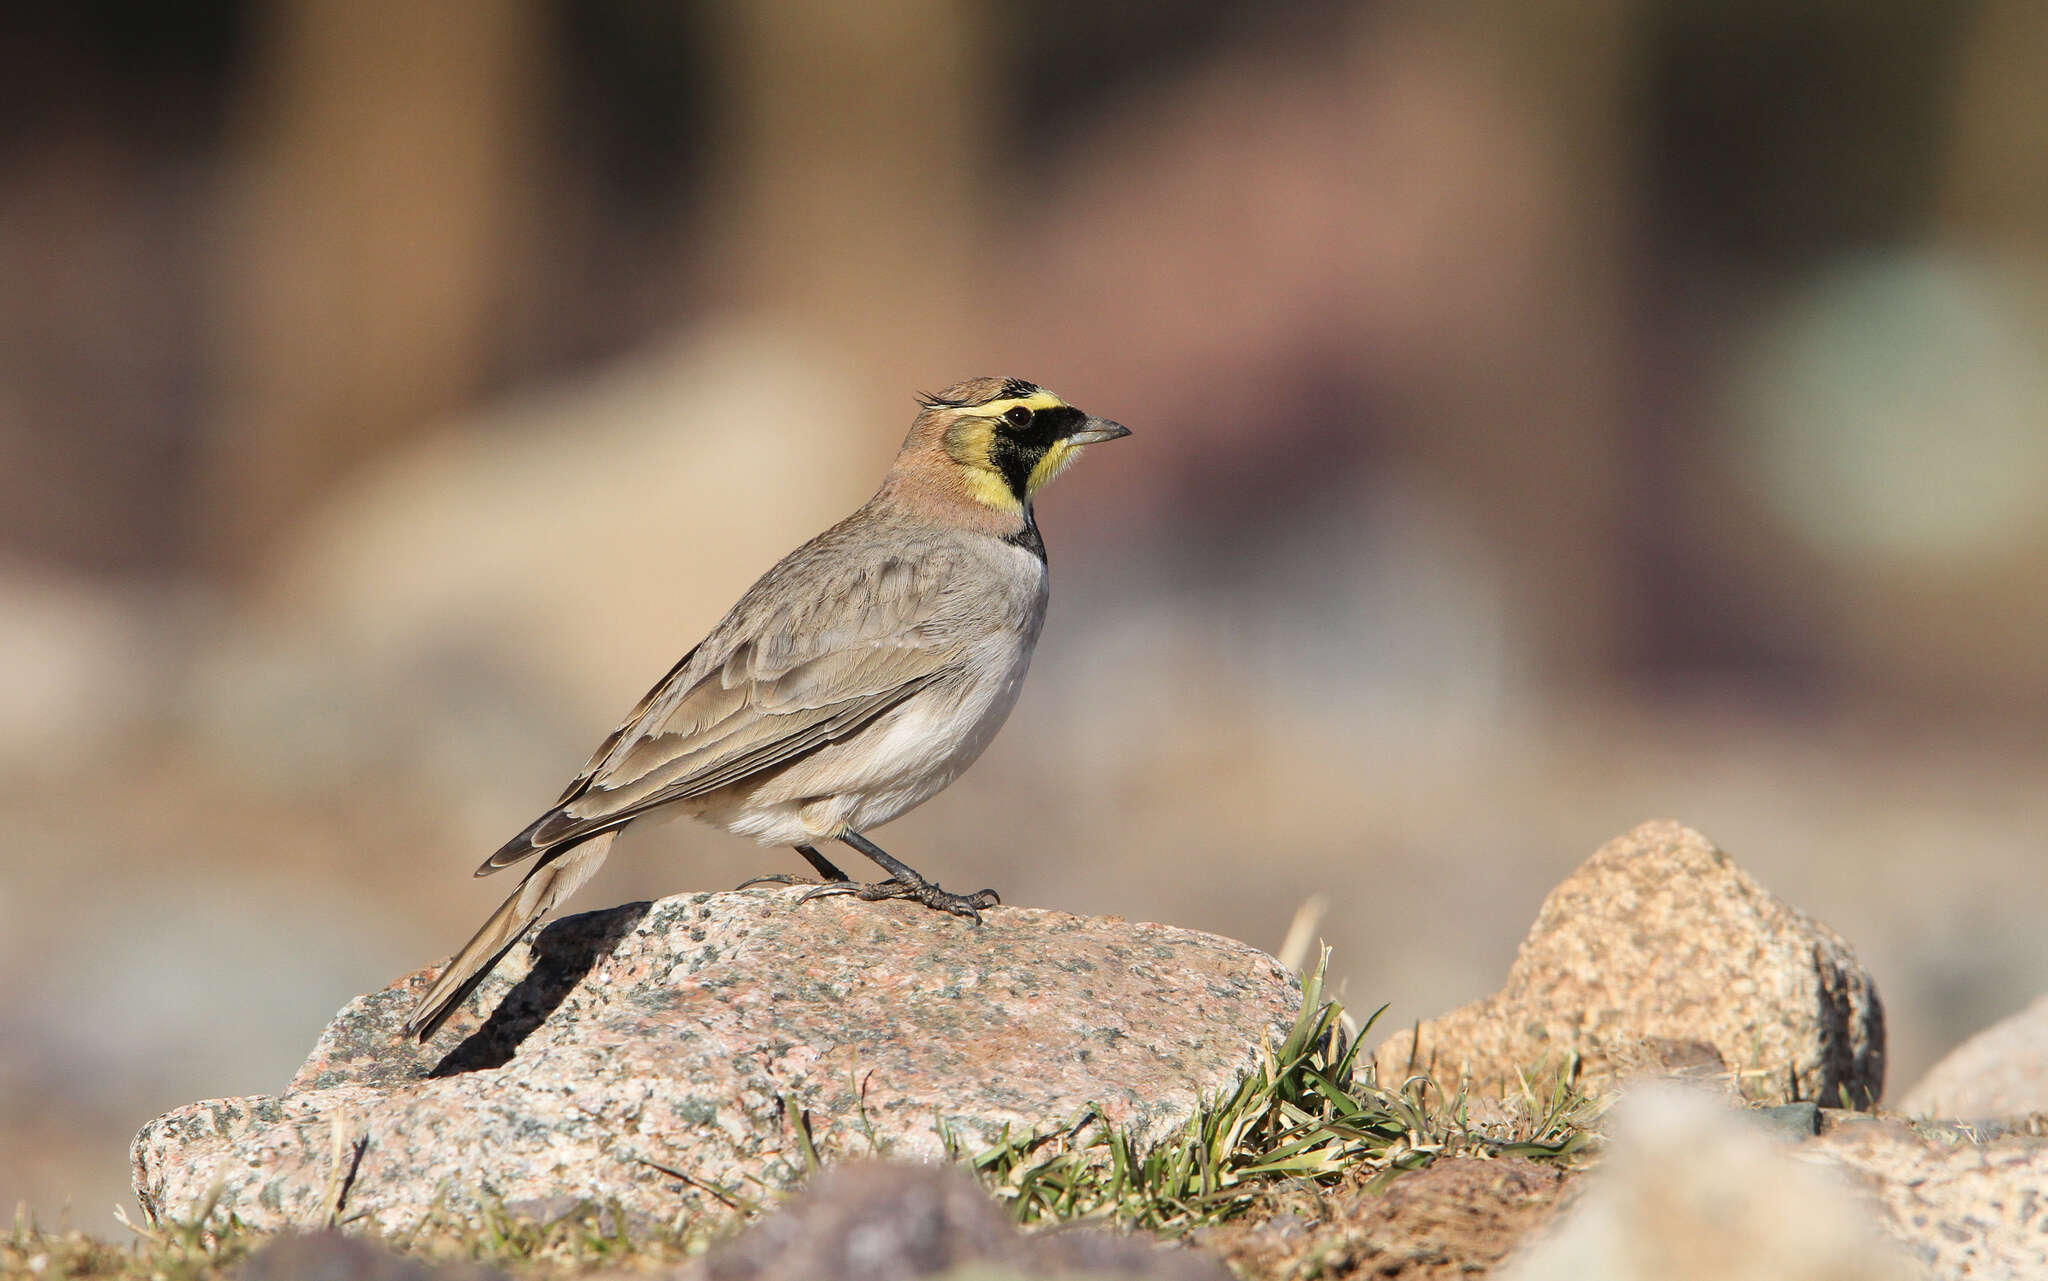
[703,544,1048,846]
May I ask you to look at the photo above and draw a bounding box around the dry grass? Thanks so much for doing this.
[954,951,1595,1232]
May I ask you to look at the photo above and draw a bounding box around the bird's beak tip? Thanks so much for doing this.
[1070,417,1132,445]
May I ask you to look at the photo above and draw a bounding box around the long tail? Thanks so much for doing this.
[403,833,616,1042]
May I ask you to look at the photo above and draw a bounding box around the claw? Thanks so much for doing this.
[796,880,869,904]
[737,873,817,890]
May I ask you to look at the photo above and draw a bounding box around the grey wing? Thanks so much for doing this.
[476,544,971,874]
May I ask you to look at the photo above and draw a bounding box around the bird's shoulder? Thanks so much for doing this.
[707,503,1042,663]
[570,508,1031,777]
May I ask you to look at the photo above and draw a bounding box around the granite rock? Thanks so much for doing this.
[1898,991,2048,1121]
[1501,1086,1915,1281]
[690,1160,1231,1281]
[133,890,1299,1234]
[1371,821,1884,1107]
[1811,1113,2048,1278]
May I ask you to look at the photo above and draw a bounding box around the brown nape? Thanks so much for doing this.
[876,395,1032,541]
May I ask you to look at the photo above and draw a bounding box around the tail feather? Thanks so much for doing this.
[474,809,561,876]
[404,833,616,1041]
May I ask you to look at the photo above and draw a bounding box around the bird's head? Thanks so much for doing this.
[892,377,1130,516]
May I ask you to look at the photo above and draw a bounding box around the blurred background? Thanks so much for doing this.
[5,0,2047,1232]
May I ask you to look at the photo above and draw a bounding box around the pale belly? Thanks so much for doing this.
[687,632,1038,847]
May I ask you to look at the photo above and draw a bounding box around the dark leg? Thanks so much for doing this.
[798,844,851,880]
[736,843,852,890]
[795,830,1001,924]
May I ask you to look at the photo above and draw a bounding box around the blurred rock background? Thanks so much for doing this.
[3,0,2046,1233]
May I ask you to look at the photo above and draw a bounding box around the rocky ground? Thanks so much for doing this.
[134,893,1302,1234]
[13,821,2046,1279]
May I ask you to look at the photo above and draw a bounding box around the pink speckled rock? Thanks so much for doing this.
[1371,821,1885,1107]
[1899,992,2048,1121]
[132,890,1299,1233]
[1811,1113,2048,1276]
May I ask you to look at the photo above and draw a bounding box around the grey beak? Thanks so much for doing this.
[1066,416,1131,446]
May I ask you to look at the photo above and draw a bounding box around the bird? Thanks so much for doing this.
[403,376,1131,1040]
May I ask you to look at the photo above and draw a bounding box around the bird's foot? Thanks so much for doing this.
[798,875,1001,925]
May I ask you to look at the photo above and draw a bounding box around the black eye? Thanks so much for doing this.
[1004,405,1033,428]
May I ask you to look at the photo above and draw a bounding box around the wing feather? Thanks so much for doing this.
[478,536,983,874]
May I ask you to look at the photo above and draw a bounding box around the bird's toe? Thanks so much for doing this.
[737,873,815,890]
[789,873,997,924]
[853,876,915,903]
[796,881,863,904]
[912,883,1000,924]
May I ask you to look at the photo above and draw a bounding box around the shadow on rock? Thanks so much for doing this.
[429,901,651,1077]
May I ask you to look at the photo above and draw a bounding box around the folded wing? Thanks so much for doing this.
[476,545,970,874]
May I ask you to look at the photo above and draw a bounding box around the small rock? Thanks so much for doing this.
[134,891,1299,1234]
[1898,991,2048,1121]
[1500,1085,1916,1281]
[1750,1101,1822,1140]
[1810,1113,2048,1277]
[690,1160,1230,1281]
[236,1231,505,1281]
[1371,821,1885,1107]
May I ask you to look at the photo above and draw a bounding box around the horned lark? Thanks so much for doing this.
[404,377,1130,1039]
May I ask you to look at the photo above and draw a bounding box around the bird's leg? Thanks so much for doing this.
[796,830,1001,924]
[736,843,853,890]
[798,844,852,880]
